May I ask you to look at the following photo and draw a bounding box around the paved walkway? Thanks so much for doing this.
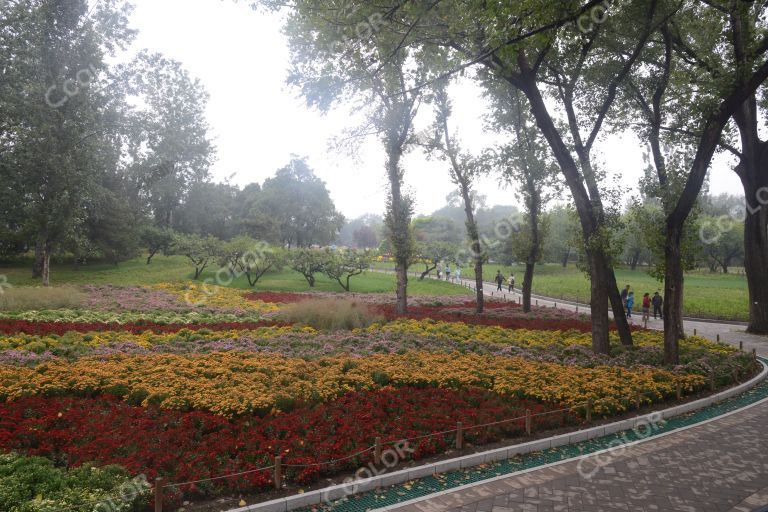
[380,274,768,512]
[447,275,768,357]
[381,399,768,512]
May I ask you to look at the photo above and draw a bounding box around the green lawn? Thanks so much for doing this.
[0,256,470,296]
[375,261,749,321]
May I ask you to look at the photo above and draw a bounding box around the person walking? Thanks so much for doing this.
[436,262,442,280]
[626,291,635,319]
[495,270,504,291]
[445,264,451,281]
[642,292,651,328]
[455,267,461,283]
[620,284,630,310]
[508,273,515,292]
[652,291,663,319]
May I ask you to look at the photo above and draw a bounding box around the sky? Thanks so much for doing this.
[121,0,745,220]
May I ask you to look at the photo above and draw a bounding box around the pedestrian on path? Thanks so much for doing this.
[626,291,635,319]
[445,264,451,281]
[621,284,630,310]
[508,273,515,292]
[455,267,461,283]
[495,270,504,291]
[642,292,651,328]
[436,262,442,280]
[652,291,663,319]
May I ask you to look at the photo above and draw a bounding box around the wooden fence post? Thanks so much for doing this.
[455,422,464,450]
[525,409,532,436]
[753,348,758,361]
[740,341,744,351]
[586,399,592,423]
[693,328,697,336]
[154,477,163,512]
[635,389,642,410]
[676,382,682,400]
[709,372,716,391]
[716,334,720,342]
[274,456,282,490]
[374,437,382,465]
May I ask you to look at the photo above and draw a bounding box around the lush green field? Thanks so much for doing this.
[375,261,749,320]
[0,256,470,296]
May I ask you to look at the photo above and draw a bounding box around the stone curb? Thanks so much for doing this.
[226,360,768,512]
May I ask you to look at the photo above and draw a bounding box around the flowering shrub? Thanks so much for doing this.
[0,352,705,416]
[0,390,574,491]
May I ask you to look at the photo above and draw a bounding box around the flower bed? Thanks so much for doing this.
[0,351,706,416]
[0,319,286,335]
[0,389,575,493]
[0,287,754,509]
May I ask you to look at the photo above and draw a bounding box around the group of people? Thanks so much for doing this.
[621,285,663,326]
[495,270,514,292]
[436,263,461,282]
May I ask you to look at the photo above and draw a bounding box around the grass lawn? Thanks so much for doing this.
[374,261,749,320]
[0,256,470,296]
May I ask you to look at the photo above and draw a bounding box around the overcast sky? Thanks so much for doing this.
[121,0,744,219]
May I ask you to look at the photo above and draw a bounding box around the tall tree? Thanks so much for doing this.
[0,0,135,285]
[623,0,768,361]
[490,88,557,313]
[121,51,214,228]
[428,78,487,313]
[273,1,424,314]
[248,158,344,247]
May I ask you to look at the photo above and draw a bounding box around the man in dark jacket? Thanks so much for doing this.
[652,291,663,319]
[495,270,504,291]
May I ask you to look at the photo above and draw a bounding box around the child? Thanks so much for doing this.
[508,273,515,292]
[626,291,635,319]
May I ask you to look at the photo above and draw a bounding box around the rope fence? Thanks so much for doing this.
[149,363,757,511]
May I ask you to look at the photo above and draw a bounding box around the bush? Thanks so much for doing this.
[277,298,383,330]
[0,286,85,311]
[0,452,149,512]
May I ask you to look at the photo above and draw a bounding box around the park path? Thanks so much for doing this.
[377,273,768,512]
[447,274,768,357]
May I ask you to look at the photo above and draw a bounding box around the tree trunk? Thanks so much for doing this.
[588,252,611,355]
[395,261,408,315]
[522,262,534,312]
[460,186,484,314]
[605,264,633,347]
[32,240,44,278]
[386,150,410,316]
[41,247,51,287]
[663,224,684,364]
[734,97,768,334]
[561,248,570,267]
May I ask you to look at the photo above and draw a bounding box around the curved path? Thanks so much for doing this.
[373,274,768,512]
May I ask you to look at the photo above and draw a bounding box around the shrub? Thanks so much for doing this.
[277,298,383,330]
[0,286,84,311]
[0,452,149,512]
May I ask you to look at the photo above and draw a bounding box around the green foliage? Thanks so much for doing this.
[246,158,344,247]
[140,225,176,264]
[289,248,329,287]
[169,234,221,280]
[0,453,149,512]
[322,249,373,291]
